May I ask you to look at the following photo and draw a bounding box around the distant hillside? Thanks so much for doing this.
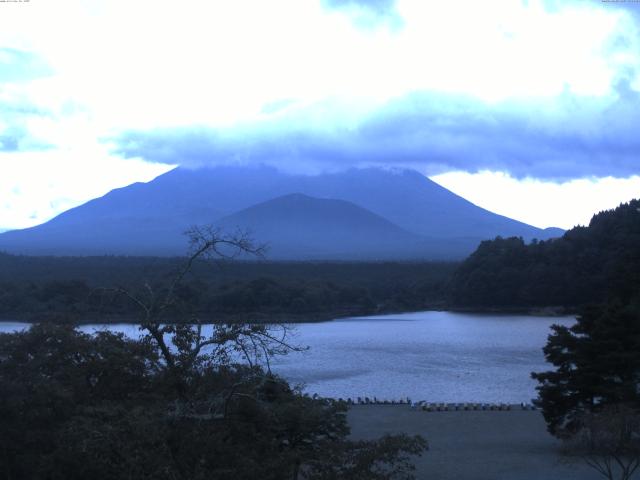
[0,165,563,258]
[216,193,480,260]
[449,199,640,309]
[216,193,419,259]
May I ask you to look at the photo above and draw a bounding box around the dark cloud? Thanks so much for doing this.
[542,0,640,16]
[0,125,52,152]
[323,0,396,16]
[599,1,640,20]
[0,135,18,152]
[112,88,640,181]
[0,48,55,152]
[0,99,54,152]
[0,48,52,83]
[322,0,402,29]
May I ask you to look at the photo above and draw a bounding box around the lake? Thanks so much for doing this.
[0,311,574,403]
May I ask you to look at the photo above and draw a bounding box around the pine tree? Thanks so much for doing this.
[532,300,640,436]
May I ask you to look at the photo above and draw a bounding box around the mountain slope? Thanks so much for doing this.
[293,168,554,240]
[216,193,468,259]
[216,193,418,259]
[0,165,563,258]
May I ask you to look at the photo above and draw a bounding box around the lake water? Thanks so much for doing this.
[0,311,574,403]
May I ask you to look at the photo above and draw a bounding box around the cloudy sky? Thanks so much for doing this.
[1,0,639,231]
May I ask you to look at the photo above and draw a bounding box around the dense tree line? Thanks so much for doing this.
[0,256,455,322]
[526,200,640,478]
[449,199,640,309]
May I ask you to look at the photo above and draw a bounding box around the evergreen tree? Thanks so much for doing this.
[532,300,640,436]
[450,199,640,309]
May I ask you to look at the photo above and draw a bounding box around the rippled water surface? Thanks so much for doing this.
[0,311,574,403]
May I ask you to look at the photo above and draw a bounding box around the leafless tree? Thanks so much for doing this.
[103,226,303,393]
[562,404,640,480]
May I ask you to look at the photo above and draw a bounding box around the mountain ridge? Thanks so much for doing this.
[0,165,564,259]
[215,193,428,259]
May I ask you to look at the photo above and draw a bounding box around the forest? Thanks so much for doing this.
[526,203,640,478]
[2,200,639,323]
[448,199,640,310]
[0,253,456,323]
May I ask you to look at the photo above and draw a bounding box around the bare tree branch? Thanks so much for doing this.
[94,225,299,390]
[563,404,640,480]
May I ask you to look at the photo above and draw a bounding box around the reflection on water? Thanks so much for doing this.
[0,311,574,403]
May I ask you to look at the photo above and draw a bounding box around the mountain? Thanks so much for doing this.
[216,193,477,259]
[0,165,563,258]
[541,227,565,238]
[216,193,418,259]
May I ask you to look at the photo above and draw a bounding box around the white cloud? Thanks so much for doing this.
[2,0,638,130]
[0,147,171,230]
[431,170,640,230]
[0,0,639,230]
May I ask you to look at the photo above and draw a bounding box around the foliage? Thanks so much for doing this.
[527,202,640,477]
[0,227,427,479]
[0,323,426,479]
[532,300,640,436]
[0,323,159,478]
[0,256,456,322]
[449,199,640,308]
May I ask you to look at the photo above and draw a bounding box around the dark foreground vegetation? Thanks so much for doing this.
[0,253,455,323]
[0,228,426,479]
[531,298,640,480]
[0,323,426,479]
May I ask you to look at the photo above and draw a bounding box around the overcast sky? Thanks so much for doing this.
[1,0,639,231]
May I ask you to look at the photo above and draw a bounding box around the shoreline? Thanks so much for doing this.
[0,305,577,326]
[445,305,577,316]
